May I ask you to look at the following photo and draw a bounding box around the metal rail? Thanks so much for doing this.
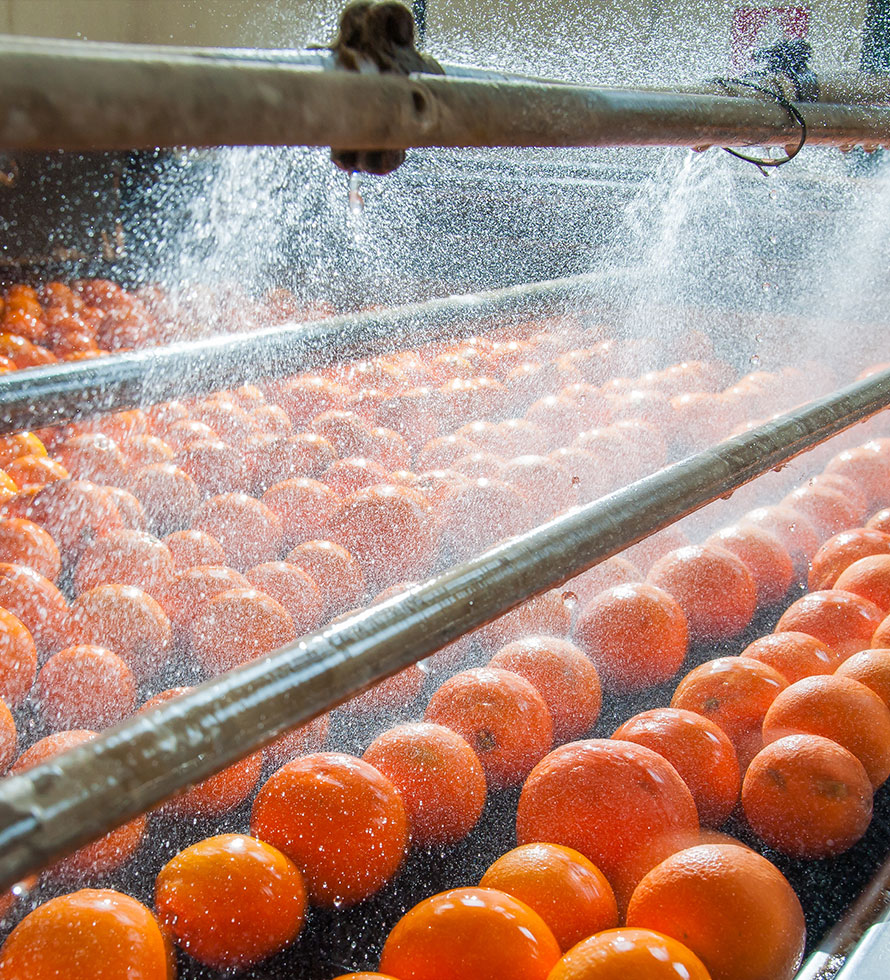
[0,271,627,434]
[1,37,889,152]
[1,366,889,889]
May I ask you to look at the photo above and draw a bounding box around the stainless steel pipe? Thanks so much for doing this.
[1,366,889,891]
[1,36,888,152]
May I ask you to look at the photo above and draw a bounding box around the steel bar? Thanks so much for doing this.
[1,38,889,152]
[1,368,890,890]
[0,271,626,434]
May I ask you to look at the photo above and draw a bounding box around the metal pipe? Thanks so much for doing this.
[0,271,622,435]
[1,38,888,152]
[1,367,889,890]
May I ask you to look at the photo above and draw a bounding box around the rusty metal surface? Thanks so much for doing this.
[1,366,890,890]
[1,37,889,153]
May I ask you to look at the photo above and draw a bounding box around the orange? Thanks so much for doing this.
[626,844,805,980]
[741,505,820,582]
[177,437,251,495]
[0,561,68,655]
[563,556,642,610]
[741,734,872,858]
[245,561,323,633]
[104,485,147,531]
[378,887,561,980]
[192,492,284,572]
[251,432,336,490]
[286,539,365,616]
[516,739,699,909]
[121,434,176,469]
[264,713,330,767]
[670,657,787,770]
[834,554,890,612]
[438,477,530,560]
[160,563,248,643]
[0,698,16,773]
[501,455,578,523]
[416,434,481,471]
[480,843,618,951]
[155,833,306,969]
[162,529,226,569]
[11,731,146,877]
[73,528,174,598]
[705,524,793,607]
[0,517,61,581]
[762,673,890,787]
[425,667,553,790]
[836,648,890,707]
[126,462,202,535]
[489,636,602,742]
[548,446,614,502]
[810,474,869,526]
[54,433,126,486]
[0,431,48,467]
[260,472,341,542]
[612,708,740,827]
[324,485,439,590]
[330,975,398,979]
[340,662,425,716]
[69,584,172,681]
[866,507,890,534]
[321,456,391,496]
[739,631,843,683]
[26,479,123,561]
[0,889,170,980]
[250,752,408,906]
[140,687,262,816]
[189,587,295,674]
[574,583,687,693]
[0,607,37,708]
[824,445,890,513]
[363,722,486,845]
[775,589,884,658]
[782,484,859,541]
[647,545,756,642]
[807,528,890,591]
[37,645,136,730]
[546,927,712,980]
[4,454,68,490]
[474,590,572,655]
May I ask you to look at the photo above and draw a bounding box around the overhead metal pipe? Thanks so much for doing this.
[0,271,623,434]
[1,366,889,891]
[1,37,889,153]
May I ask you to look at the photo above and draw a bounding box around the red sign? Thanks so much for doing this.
[730,7,810,71]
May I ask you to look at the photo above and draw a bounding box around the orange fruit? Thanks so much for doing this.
[438,477,530,560]
[4,454,68,490]
[626,844,805,980]
[489,636,602,742]
[245,561,323,633]
[425,667,553,790]
[331,975,398,980]
[670,657,787,770]
[378,887,561,980]
[835,648,890,708]
[192,492,284,572]
[474,590,572,655]
[824,445,890,513]
[0,431,48,467]
[807,528,890,591]
[834,554,890,613]
[866,507,890,534]
[502,455,578,523]
[0,607,37,708]
[647,545,756,642]
[126,462,201,534]
[622,525,691,575]
[286,539,365,616]
[121,434,176,469]
[782,484,859,541]
[705,524,793,607]
[139,687,262,816]
[612,708,740,827]
[0,889,170,980]
[162,529,226,569]
[562,556,642,610]
[103,486,147,531]
[741,734,872,858]
[73,528,174,599]
[264,713,330,768]
[574,583,687,693]
[324,485,439,590]
[0,517,61,581]
[321,456,391,496]
[741,505,820,583]
[739,631,843,683]
[762,673,890,787]
[251,432,337,490]
[0,561,68,655]
[775,589,885,658]
[261,477,341,550]
[250,752,408,906]
[11,731,146,877]
[0,697,16,774]
[363,722,486,845]
[516,739,699,909]
[26,479,123,561]
[177,437,251,495]
[340,662,425,716]
[546,927,712,980]
[155,833,307,969]
[54,433,126,486]
[480,842,618,951]
[37,645,136,730]
[69,584,172,681]
[189,587,295,674]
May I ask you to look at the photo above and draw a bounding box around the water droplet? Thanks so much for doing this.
[750,353,760,365]
[348,172,364,215]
